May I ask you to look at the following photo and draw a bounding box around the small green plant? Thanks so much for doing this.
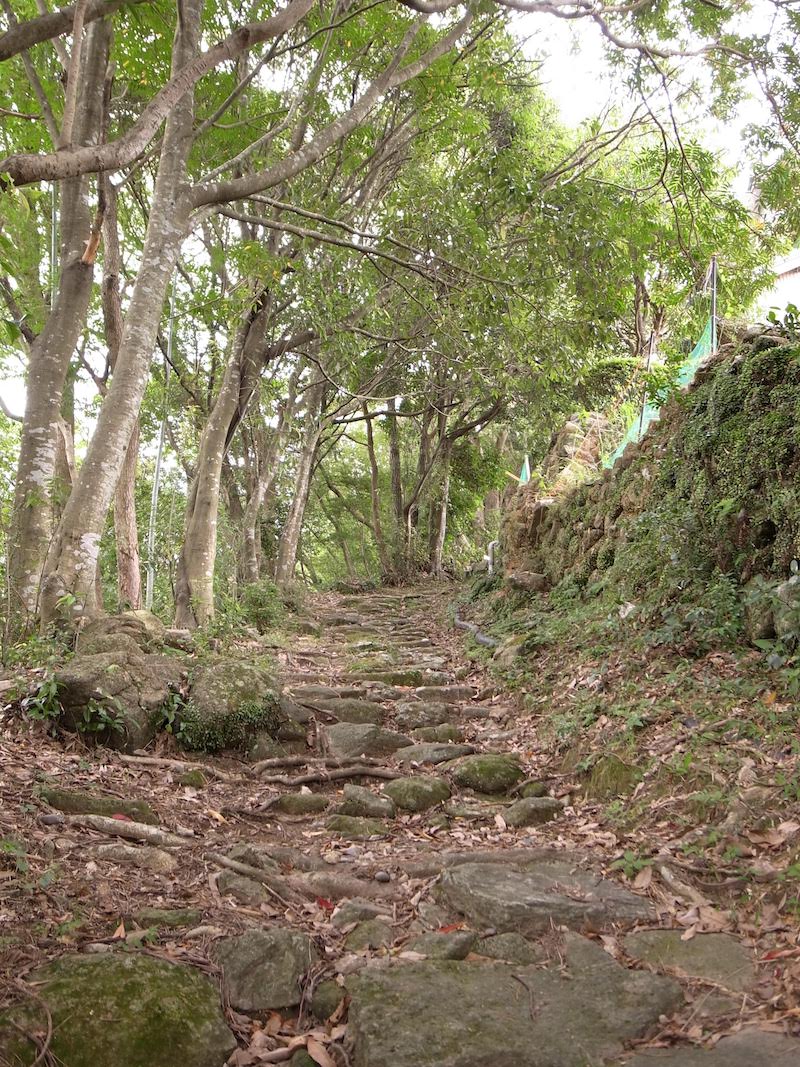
[610,850,653,880]
[20,674,62,728]
[0,837,29,874]
[157,689,190,742]
[766,302,800,340]
[76,695,126,738]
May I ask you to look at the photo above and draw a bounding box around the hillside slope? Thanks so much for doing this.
[502,336,800,646]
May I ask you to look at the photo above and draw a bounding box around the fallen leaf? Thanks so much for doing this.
[111,813,134,822]
[633,866,653,890]
[307,1038,336,1067]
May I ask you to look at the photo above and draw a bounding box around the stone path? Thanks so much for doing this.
[1,588,797,1066]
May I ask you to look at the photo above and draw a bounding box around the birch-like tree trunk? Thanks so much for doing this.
[102,180,141,609]
[430,439,452,576]
[363,404,393,577]
[274,378,325,589]
[174,295,272,627]
[40,2,201,629]
[7,19,109,625]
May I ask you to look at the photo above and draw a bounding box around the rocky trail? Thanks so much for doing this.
[1,588,799,1067]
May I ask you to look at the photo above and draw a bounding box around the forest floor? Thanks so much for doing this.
[1,585,800,1066]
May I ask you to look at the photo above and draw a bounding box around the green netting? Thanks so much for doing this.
[604,316,715,468]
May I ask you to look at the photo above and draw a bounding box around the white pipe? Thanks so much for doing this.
[486,540,500,575]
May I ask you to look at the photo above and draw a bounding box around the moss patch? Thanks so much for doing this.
[0,952,235,1067]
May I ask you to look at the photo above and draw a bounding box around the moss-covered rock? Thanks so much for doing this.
[382,776,451,812]
[584,754,642,800]
[182,660,280,753]
[450,754,524,794]
[178,769,208,788]
[54,649,183,752]
[408,931,477,959]
[310,979,345,1021]
[39,785,156,824]
[518,781,548,798]
[274,792,329,815]
[504,796,563,827]
[326,814,388,839]
[129,907,202,929]
[0,953,235,1067]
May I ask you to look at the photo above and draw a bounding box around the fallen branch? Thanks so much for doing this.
[259,765,401,787]
[66,814,186,847]
[252,754,383,774]
[121,753,245,783]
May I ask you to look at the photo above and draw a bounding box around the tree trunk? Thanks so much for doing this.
[483,427,508,522]
[430,439,452,577]
[363,404,392,578]
[240,370,298,584]
[274,379,324,589]
[173,293,273,627]
[103,180,141,609]
[7,20,109,626]
[40,3,200,630]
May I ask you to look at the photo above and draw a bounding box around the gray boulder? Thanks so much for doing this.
[55,647,183,752]
[76,610,166,654]
[504,796,563,827]
[336,784,396,819]
[438,859,654,934]
[321,722,411,760]
[396,742,475,766]
[394,701,451,731]
[347,933,681,1067]
[212,928,318,1011]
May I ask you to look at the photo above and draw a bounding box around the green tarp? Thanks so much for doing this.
[605,316,715,468]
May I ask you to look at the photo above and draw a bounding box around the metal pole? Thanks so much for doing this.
[638,328,657,438]
[144,277,175,610]
[710,254,718,352]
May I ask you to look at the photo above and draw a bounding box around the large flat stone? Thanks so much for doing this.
[394,701,452,730]
[348,933,681,1067]
[624,1030,800,1065]
[396,742,475,765]
[313,697,386,724]
[415,684,473,703]
[321,722,411,760]
[437,860,654,934]
[624,931,755,992]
